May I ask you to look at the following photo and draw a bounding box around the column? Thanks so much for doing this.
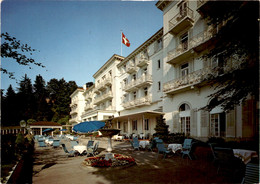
[128,118,131,138]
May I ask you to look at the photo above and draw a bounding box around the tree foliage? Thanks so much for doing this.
[200,1,259,111]
[154,115,169,141]
[1,75,78,126]
[1,32,45,79]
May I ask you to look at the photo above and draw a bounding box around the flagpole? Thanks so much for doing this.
[121,30,122,56]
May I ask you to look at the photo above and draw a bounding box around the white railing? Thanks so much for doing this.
[168,28,216,62]
[169,7,194,31]
[126,63,137,73]
[137,57,149,67]
[94,91,113,104]
[84,104,94,111]
[95,76,112,91]
[122,95,152,109]
[123,74,152,91]
[163,67,212,93]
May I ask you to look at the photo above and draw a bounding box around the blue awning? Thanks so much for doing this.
[59,129,67,131]
[42,128,55,133]
[73,121,105,133]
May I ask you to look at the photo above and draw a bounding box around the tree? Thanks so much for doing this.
[154,115,169,141]
[1,32,45,79]
[200,1,258,111]
[33,75,53,121]
[46,78,77,121]
[1,85,20,126]
[17,74,35,121]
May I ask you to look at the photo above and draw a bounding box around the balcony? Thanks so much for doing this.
[197,0,215,17]
[163,67,212,95]
[167,28,216,64]
[95,76,112,92]
[84,104,94,111]
[189,28,216,52]
[70,108,78,115]
[169,7,194,35]
[167,42,194,65]
[137,57,149,67]
[123,74,153,92]
[126,63,138,74]
[122,95,152,109]
[94,91,113,105]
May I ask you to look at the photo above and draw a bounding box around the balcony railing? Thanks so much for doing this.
[70,108,78,115]
[94,91,113,105]
[84,104,94,111]
[123,74,153,92]
[95,76,112,91]
[169,7,194,35]
[126,63,137,74]
[137,57,149,67]
[122,95,152,109]
[167,28,216,64]
[197,0,208,8]
[163,67,212,94]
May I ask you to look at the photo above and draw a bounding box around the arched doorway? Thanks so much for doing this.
[179,103,191,135]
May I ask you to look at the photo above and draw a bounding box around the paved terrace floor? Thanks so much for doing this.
[33,137,241,184]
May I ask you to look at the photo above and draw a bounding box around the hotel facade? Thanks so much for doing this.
[70,1,258,140]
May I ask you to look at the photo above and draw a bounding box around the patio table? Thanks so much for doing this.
[139,140,150,149]
[233,149,258,164]
[45,139,53,146]
[168,144,182,153]
[73,145,87,154]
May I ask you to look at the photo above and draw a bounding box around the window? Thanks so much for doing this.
[179,103,191,135]
[123,78,128,86]
[179,1,187,17]
[158,38,163,50]
[143,68,147,75]
[145,119,149,130]
[144,87,148,96]
[157,60,161,69]
[179,103,190,111]
[181,63,189,76]
[180,32,188,51]
[158,81,161,91]
[132,74,136,81]
[109,70,112,76]
[210,114,219,137]
[181,117,190,135]
[132,120,137,131]
[117,122,121,129]
[133,91,137,100]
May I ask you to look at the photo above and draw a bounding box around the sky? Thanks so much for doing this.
[1,0,162,94]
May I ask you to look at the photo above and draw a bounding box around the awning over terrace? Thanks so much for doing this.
[113,110,165,121]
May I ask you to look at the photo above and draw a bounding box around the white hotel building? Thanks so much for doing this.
[70,1,258,140]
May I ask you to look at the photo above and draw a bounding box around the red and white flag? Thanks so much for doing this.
[122,32,130,47]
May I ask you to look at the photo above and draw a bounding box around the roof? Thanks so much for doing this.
[30,121,62,127]
[112,110,165,121]
[93,54,125,78]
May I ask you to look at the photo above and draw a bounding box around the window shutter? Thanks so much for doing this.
[200,110,209,137]
[190,109,197,136]
[172,111,180,132]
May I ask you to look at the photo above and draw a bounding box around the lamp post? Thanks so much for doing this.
[20,120,27,134]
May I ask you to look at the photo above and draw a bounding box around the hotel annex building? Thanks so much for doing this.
[69,1,258,140]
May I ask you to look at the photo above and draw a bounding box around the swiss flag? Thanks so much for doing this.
[122,32,130,47]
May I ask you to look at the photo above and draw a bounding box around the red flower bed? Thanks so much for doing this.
[83,154,135,167]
